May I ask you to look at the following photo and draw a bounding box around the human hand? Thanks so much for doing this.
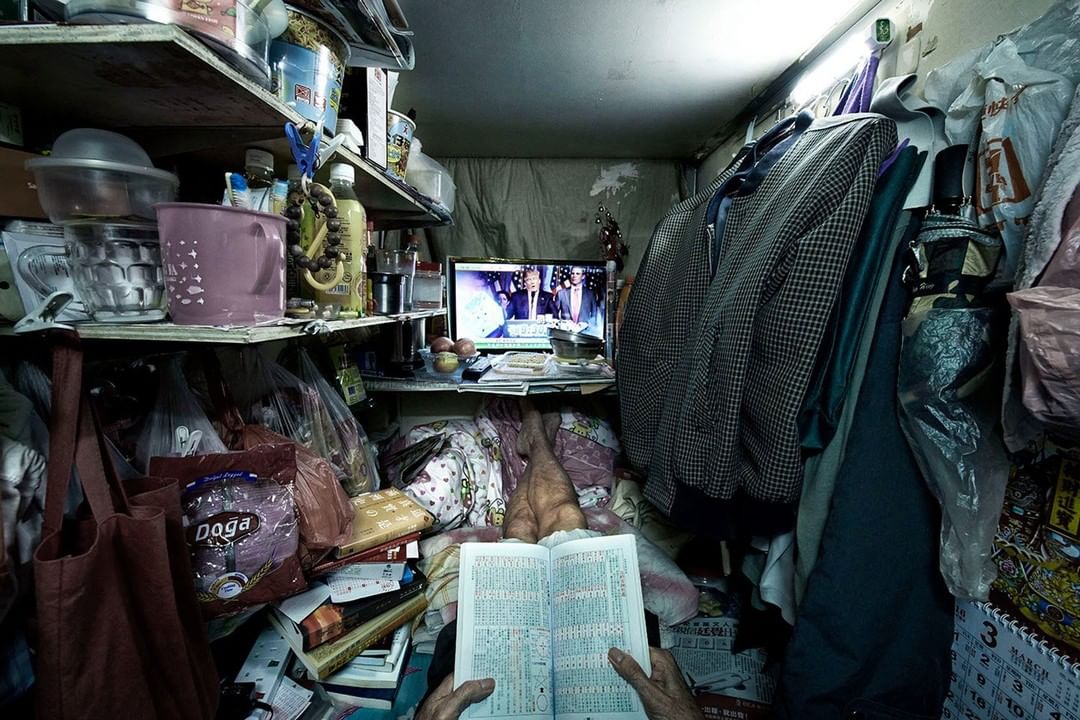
[608,647,704,720]
[416,673,495,720]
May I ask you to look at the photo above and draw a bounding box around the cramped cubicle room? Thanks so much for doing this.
[2,0,1080,718]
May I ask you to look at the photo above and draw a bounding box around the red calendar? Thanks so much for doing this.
[945,602,1080,720]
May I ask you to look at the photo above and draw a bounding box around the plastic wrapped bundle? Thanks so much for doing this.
[294,348,378,495]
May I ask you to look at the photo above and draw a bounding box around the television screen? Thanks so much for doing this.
[447,258,609,352]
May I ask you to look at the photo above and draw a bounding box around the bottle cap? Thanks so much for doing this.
[287,164,301,183]
[245,147,275,173]
[330,163,355,184]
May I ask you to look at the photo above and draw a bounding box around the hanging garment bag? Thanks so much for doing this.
[33,337,218,720]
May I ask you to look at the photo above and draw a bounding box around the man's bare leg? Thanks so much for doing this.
[502,462,539,542]
[518,399,587,538]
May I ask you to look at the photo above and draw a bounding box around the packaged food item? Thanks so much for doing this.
[150,444,306,616]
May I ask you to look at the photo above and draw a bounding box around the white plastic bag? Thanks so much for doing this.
[135,355,228,471]
[946,39,1074,283]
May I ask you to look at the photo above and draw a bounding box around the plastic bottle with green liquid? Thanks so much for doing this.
[314,163,367,315]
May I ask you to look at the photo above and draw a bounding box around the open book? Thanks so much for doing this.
[455,535,650,720]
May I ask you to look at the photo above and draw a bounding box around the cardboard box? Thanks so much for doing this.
[945,601,1080,720]
[361,68,387,169]
[0,148,46,220]
[334,488,433,559]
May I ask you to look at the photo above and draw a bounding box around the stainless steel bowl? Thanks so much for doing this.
[549,328,603,359]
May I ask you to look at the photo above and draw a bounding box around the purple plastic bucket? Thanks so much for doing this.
[155,203,286,326]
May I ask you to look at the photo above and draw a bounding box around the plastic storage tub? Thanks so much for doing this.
[155,203,286,326]
[405,138,455,211]
[269,6,350,129]
[65,0,274,86]
[26,129,179,224]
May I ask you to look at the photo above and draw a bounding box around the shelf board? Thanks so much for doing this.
[0,308,445,344]
[363,376,616,396]
[0,23,444,227]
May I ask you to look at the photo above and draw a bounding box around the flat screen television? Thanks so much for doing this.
[447,257,609,352]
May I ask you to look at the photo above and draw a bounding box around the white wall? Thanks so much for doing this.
[696,0,1057,185]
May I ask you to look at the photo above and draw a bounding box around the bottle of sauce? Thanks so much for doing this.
[314,163,367,315]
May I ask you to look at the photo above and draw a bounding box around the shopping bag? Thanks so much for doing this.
[33,337,218,720]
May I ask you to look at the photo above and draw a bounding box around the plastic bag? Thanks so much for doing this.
[926,0,1080,112]
[1008,286,1080,437]
[236,349,349,485]
[294,348,377,495]
[241,424,352,554]
[149,444,306,615]
[897,306,1009,600]
[945,39,1074,283]
[135,355,229,472]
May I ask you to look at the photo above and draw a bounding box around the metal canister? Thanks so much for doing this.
[371,271,406,314]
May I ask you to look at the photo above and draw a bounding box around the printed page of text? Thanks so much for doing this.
[456,542,554,720]
[550,534,650,720]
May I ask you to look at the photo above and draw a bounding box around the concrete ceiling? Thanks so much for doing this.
[394,0,872,159]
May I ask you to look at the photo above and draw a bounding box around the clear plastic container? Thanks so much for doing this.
[65,0,273,86]
[18,222,166,322]
[26,129,179,224]
[405,139,455,211]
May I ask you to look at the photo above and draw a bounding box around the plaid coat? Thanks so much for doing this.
[621,114,896,536]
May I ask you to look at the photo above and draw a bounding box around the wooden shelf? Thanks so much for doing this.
[0,23,446,228]
[0,308,445,344]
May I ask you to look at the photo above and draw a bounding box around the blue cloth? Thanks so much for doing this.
[0,624,33,707]
[799,147,923,450]
[774,227,955,719]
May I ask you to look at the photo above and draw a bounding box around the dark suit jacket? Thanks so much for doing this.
[555,285,599,324]
[507,290,557,319]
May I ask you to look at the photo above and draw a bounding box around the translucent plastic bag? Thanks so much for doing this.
[135,356,228,472]
[897,307,1009,600]
[241,424,352,553]
[1009,287,1080,437]
[237,349,346,482]
[294,348,377,496]
[945,39,1074,283]
[201,349,352,559]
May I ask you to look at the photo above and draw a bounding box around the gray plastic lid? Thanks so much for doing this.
[25,128,179,185]
[52,128,152,166]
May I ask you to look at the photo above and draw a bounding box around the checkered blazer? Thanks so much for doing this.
[624,114,896,534]
[617,153,748,471]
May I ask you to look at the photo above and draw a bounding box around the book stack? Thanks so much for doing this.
[267,488,435,706]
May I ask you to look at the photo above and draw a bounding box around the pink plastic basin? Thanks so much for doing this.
[155,203,286,326]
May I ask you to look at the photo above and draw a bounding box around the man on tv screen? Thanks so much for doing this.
[506,269,556,320]
[555,265,599,326]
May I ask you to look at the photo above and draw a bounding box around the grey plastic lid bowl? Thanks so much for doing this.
[25,128,179,185]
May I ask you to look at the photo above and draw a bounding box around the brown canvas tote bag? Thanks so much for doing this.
[33,338,218,719]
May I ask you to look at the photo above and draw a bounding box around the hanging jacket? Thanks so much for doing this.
[644,114,896,537]
[619,113,811,475]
